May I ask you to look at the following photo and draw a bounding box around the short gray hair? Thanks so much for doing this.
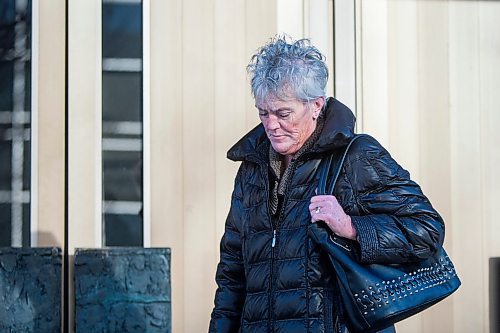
[247,35,328,103]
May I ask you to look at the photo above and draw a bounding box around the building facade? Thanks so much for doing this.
[1,0,499,332]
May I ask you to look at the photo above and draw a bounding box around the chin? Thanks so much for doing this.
[271,144,294,156]
[270,144,287,155]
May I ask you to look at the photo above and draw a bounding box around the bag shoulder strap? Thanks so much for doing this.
[317,134,367,196]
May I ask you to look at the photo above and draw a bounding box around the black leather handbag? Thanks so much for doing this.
[308,134,461,333]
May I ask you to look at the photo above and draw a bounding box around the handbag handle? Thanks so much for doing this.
[317,134,366,196]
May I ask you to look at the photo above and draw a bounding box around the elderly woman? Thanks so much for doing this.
[209,37,444,333]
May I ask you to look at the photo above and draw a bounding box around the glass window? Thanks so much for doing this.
[102,0,143,247]
[0,0,32,247]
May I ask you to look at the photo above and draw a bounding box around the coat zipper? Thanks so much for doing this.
[256,162,275,333]
[247,151,323,331]
[265,160,299,332]
[270,228,277,332]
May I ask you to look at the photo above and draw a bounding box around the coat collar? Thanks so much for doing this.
[227,97,356,162]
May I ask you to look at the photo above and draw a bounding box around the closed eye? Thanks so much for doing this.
[278,112,291,119]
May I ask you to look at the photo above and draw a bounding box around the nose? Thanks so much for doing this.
[263,114,280,131]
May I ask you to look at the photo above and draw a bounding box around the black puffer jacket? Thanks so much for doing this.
[209,98,444,333]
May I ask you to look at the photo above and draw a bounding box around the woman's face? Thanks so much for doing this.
[256,96,324,156]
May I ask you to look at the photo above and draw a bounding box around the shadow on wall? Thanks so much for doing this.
[36,231,63,248]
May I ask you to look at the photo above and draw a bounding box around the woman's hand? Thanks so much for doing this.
[309,195,357,240]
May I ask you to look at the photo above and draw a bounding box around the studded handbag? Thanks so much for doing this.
[308,135,461,333]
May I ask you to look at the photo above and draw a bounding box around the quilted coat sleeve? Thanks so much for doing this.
[347,135,445,265]
[209,166,246,333]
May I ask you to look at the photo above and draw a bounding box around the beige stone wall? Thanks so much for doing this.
[35,0,66,248]
[357,1,500,332]
[149,1,276,332]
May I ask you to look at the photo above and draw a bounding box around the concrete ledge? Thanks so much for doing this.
[74,248,171,333]
[0,247,62,333]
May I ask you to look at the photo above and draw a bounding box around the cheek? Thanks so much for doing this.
[297,123,310,136]
[281,125,298,138]
[283,119,300,134]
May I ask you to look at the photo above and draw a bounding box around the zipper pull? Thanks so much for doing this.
[272,229,277,248]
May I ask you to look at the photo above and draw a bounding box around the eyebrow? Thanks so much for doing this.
[256,106,292,112]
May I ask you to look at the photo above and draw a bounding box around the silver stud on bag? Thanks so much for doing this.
[351,258,458,308]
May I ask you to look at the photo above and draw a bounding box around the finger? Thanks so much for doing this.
[310,214,324,223]
[310,197,338,210]
[310,195,337,202]
[311,214,331,228]
[309,203,319,212]
[318,196,340,209]
[309,205,326,216]
[310,195,325,204]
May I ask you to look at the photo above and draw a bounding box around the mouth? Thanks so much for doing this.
[269,136,286,143]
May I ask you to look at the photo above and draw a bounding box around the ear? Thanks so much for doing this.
[312,97,325,119]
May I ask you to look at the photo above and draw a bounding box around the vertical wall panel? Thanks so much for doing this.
[244,0,277,131]
[182,0,216,331]
[449,2,482,333]
[327,0,334,98]
[68,0,101,251]
[277,0,303,39]
[416,1,451,229]
[415,13,454,331]
[415,5,455,328]
[388,1,422,330]
[387,0,419,181]
[306,0,329,63]
[334,0,357,113]
[68,1,102,331]
[354,0,363,130]
[36,0,66,247]
[480,2,500,332]
[359,0,389,145]
[149,0,183,332]
[480,0,500,262]
[214,0,247,254]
